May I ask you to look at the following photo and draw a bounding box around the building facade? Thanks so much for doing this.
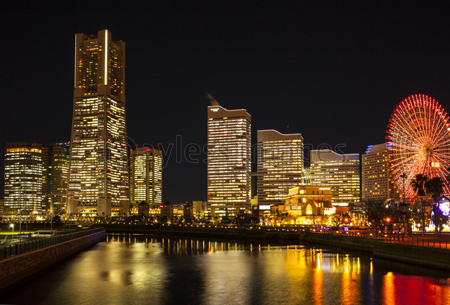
[4,142,43,215]
[130,148,163,205]
[257,130,304,210]
[362,143,399,202]
[42,142,70,216]
[310,149,360,206]
[207,105,251,217]
[67,29,129,217]
[284,186,335,224]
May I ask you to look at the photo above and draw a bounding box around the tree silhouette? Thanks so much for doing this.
[411,174,428,235]
[425,177,445,234]
[364,200,396,236]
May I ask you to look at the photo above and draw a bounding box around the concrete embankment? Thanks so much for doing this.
[303,232,450,271]
[0,229,105,294]
[100,224,301,242]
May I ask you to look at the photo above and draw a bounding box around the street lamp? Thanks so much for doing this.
[400,173,408,235]
[9,223,14,240]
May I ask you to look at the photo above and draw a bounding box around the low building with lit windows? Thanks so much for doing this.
[4,142,43,216]
[130,148,163,205]
[310,149,360,206]
[362,143,399,202]
[257,129,304,211]
[42,142,70,216]
[283,186,335,225]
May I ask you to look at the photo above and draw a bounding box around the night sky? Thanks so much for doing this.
[2,0,450,203]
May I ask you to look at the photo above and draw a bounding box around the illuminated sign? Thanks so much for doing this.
[210,108,219,112]
[439,198,450,217]
[431,162,440,168]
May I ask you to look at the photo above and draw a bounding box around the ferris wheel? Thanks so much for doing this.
[387,94,450,198]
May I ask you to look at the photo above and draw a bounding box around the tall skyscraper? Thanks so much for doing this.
[207,105,251,217]
[42,143,70,216]
[130,148,163,205]
[310,149,360,206]
[68,29,128,217]
[362,143,399,202]
[257,130,304,210]
[4,142,43,215]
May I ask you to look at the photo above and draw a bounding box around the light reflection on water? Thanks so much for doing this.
[2,233,450,305]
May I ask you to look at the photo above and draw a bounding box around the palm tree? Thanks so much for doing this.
[425,177,445,202]
[425,177,445,233]
[411,174,428,235]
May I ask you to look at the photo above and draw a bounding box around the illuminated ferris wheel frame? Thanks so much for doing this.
[387,94,450,199]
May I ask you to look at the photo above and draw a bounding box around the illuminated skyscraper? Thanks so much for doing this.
[4,142,43,215]
[362,143,399,202]
[42,143,70,216]
[310,149,360,206]
[207,105,251,217]
[68,29,128,217]
[257,130,304,210]
[130,148,163,205]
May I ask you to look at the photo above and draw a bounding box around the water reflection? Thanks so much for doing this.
[2,234,450,305]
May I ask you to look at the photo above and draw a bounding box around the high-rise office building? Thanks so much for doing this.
[207,105,251,217]
[4,142,43,215]
[362,143,399,202]
[68,29,128,217]
[257,130,304,210]
[42,143,70,216]
[130,148,163,205]
[310,149,360,206]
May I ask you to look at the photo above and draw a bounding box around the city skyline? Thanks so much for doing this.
[2,1,450,203]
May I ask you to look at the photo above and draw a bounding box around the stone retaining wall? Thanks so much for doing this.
[0,230,105,294]
[304,232,450,270]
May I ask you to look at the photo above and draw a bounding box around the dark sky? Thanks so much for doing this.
[1,0,450,203]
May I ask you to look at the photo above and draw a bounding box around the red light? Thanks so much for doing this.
[208,193,211,196]
[224,132,227,135]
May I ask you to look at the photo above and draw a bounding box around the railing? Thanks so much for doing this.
[314,230,450,250]
[0,228,105,260]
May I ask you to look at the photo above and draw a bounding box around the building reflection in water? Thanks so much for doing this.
[103,234,450,305]
[3,234,450,305]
